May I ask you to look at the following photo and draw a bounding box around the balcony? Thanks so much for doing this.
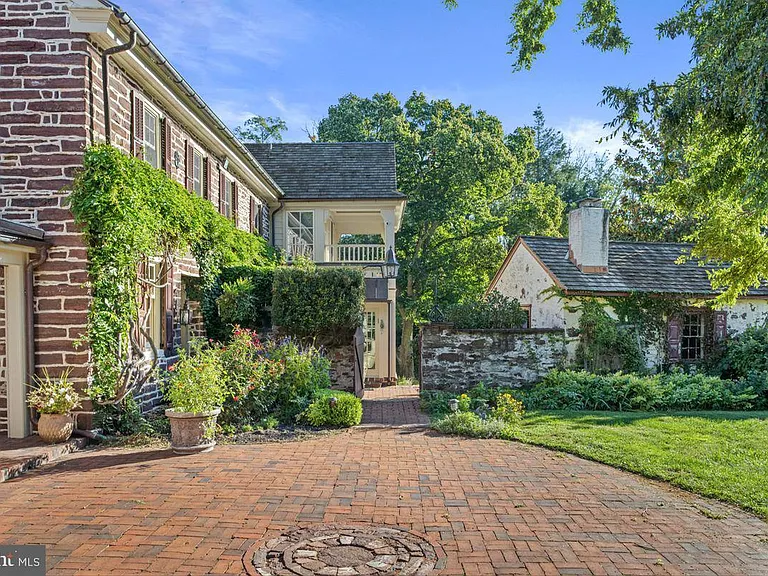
[326,244,385,263]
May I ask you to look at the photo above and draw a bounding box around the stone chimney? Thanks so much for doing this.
[568,198,609,273]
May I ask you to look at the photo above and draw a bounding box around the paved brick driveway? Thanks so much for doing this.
[361,385,430,427]
[0,427,766,575]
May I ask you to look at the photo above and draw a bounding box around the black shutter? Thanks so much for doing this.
[261,204,270,240]
[133,95,144,159]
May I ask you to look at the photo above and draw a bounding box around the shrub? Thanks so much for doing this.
[303,389,363,427]
[523,369,758,412]
[490,393,525,424]
[575,300,645,373]
[165,343,224,413]
[420,390,454,416]
[432,412,515,439]
[27,368,81,415]
[446,290,527,329]
[269,338,332,423]
[272,267,365,345]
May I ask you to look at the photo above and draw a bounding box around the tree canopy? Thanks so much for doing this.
[234,115,287,143]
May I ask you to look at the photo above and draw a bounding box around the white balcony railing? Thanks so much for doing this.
[327,244,385,263]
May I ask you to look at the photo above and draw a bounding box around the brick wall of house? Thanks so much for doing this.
[0,267,6,435]
[1,1,273,415]
[0,1,91,391]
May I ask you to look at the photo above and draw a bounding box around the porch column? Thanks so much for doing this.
[315,208,327,262]
[381,209,395,254]
[3,254,28,438]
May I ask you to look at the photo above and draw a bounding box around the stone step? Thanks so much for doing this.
[0,435,87,482]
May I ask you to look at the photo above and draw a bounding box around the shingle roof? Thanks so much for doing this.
[518,236,768,296]
[245,142,404,201]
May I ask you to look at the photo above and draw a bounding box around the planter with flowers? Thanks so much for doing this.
[27,369,82,443]
[165,343,224,454]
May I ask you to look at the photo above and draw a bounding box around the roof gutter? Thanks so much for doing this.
[96,0,283,202]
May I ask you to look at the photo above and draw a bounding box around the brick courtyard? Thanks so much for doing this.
[1,407,767,576]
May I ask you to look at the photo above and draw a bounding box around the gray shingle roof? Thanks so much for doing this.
[520,236,768,296]
[245,142,404,201]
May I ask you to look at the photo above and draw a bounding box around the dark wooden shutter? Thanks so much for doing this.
[133,95,144,159]
[667,317,681,362]
[261,204,270,240]
[232,181,239,224]
[714,311,728,342]
[162,118,172,176]
[185,140,194,192]
[249,197,256,233]
[203,157,210,200]
[219,170,226,215]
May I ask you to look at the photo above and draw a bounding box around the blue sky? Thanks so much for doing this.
[120,0,691,156]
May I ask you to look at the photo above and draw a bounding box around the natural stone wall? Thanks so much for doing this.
[326,344,356,393]
[420,324,568,392]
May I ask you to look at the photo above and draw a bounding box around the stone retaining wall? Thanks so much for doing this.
[419,323,568,392]
[326,344,356,393]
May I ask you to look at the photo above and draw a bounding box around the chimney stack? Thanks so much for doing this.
[568,198,609,273]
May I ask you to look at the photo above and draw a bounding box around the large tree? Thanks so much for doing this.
[318,92,554,376]
[234,115,287,143]
[449,0,768,302]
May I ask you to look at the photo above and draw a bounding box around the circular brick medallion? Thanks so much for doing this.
[250,525,438,575]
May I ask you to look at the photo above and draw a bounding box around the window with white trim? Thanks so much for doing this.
[364,311,376,369]
[142,105,161,169]
[287,211,314,259]
[192,149,203,197]
[681,312,705,360]
[146,263,164,355]
[223,179,233,219]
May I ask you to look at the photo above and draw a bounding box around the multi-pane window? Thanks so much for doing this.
[287,211,314,259]
[146,263,163,355]
[681,312,704,360]
[364,311,376,369]
[192,150,203,197]
[222,179,233,219]
[143,107,161,168]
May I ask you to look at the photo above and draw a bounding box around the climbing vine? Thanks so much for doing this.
[69,144,273,403]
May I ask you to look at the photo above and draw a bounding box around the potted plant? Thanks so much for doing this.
[27,369,82,444]
[165,343,224,454]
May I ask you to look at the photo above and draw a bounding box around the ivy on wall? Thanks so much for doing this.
[69,145,274,403]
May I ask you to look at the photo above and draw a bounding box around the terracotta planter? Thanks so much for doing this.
[37,413,74,444]
[165,408,221,455]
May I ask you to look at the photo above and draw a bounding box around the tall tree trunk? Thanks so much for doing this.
[398,313,414,378]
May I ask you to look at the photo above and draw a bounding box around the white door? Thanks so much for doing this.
[364,311,376,371]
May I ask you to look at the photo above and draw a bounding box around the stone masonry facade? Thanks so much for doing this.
[0,1,271,412]
[419,323,568,392]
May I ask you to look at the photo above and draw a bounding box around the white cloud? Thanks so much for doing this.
[559,118,624,159]
[124,0,318,70]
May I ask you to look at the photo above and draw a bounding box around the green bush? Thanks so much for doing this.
[575,299,645,373]
[303,389,363,427]
[165,343,225,413]
[432,412,515,439]
[446,290,528,329]
[523,369,759,412]
[272,267,365,345]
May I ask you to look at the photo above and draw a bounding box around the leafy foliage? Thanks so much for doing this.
[68,145,272,402]
[705,324,768,409]
[573,299,645,373]
[490,393,525,424]
[303,389,363,427]
[26,369,81,415]
[446,291,528,329]
[272,267,365,346]
[165,343,225,414]
[234,115,287,143]
[433,411,516,439]
[523,369,760,411]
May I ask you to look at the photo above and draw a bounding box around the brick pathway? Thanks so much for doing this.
[361,385,430,427]
[0,428,766,575]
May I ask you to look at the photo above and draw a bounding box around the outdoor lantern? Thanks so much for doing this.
[382,246,400,279]
[179,302,192,326]
[448,399,459,412]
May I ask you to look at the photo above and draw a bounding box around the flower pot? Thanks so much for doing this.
[37,413,74,444]
[165,408,221,455]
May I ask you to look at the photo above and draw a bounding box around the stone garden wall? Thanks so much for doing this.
[326,344,356,392]
[419,323,568,392]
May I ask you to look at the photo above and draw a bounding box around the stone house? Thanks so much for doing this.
[0,0,402,438]
[487,198,768,370]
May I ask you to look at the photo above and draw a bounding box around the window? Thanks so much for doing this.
[146,263,164,356]
[681,312,704,360]
[142,106,161,168]
[222,179,233,219]
[287,211,314,259]
[521,305,532,328]
[192,150,203,197]
[364,311,376,369]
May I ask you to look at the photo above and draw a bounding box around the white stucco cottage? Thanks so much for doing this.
[487,198,768,369]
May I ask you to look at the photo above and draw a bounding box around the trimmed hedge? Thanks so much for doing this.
[523,369,760,411]
[303,389,363,427]
[446,291,528,329]
[272,267,365,345]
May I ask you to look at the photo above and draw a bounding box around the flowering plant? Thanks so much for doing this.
[165,340,224,413]
[27,369,82,415]
[490,393,525,424]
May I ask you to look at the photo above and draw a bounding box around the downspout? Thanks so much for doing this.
[271,200,285,248]
[25,246,48,428]
[101,30,136,144]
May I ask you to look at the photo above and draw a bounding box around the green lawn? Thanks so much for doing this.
[512,411,768,519]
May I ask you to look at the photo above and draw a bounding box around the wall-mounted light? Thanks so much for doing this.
[173,150,181,169]
[179,302,192,326]
[381,246,399,279]
[222,156,229,171]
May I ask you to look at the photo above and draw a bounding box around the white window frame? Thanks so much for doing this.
[223,178,233,219]
[142,103,162,169]
[287,210,314,259]
[192,149,203,197]
[681,312,705,361]
[145,262,164,357]
[364,311,376,369]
